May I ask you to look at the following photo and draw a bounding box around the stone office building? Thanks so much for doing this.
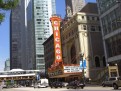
[61,3,105,80]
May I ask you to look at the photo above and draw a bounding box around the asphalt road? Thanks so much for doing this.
[2,86,121,91]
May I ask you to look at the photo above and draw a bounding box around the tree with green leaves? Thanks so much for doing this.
[0,0,19,24]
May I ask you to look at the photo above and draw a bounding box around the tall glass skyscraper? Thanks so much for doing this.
[33,0,56,71]
[10,0,35,70]
[97,0,121,75]
[10,0,56,72]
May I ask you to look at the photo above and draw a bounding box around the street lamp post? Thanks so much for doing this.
[80,53,85,84]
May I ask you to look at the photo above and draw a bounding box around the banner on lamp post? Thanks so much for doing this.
[80,59,86,69]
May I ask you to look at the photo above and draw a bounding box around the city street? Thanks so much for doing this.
[2,86,121,91]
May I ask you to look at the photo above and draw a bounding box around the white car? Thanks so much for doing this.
[34,78,49,88]
[62,82,68,87]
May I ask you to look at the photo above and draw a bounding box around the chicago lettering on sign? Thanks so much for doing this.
[50,16,63,63]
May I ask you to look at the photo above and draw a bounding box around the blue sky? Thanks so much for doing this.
[0,0,96,71]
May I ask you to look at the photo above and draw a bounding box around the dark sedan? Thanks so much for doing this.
[67,80,85,89]
[50,81,63,88]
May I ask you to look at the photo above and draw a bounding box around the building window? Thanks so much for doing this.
[87,16,90,20]
[37,22,40,24]
[106,39,112,57]
[97,17,99,21]
[36,19,41,21]
[103,56,106,67]
[95,56,100,67]
[98,26,101,31]
[37,55,44,58]
[37,13,39,15]
[91,26,96,31]
[92,17,95,20]
[71,44,77,64]
[82,16,84,19]
[36,7,40,9]
[38,38,42,40]
[83,25,87,30]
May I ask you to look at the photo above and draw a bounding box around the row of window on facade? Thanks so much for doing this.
[36,18,49,22]
[63,15,99,29]
[78,15,99,21]
[36,59,45,64]
[106,33,121,58]
[101,7,121,35]
[36,15,49,19]
[36,12,49,15]
[35,30,49,34]
[35,31,49,34]
[37,21,49,24]
[36,65,45,70]
[36,5,48,9]
[36,19,49,22]
[36,22,49,25]
[61,25,101,42]
[36,33,44,36]
[36,54,44,58]
[36,49,44,54]
[81,25,101,31]
[36,22,49,26]
[98,0,118,14]
[36,0,48,3]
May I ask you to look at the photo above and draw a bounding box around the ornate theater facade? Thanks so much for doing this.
[47,15,82,81]
[43,3,105,82]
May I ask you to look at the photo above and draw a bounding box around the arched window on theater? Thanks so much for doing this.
[70,44,77,64]
[95,56,100,67]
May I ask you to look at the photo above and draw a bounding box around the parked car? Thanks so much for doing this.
[34,78,49,88]
[62,82,68,87]
[112,76,121,89]
[66,80,85,89]
[102,77,118,87]
[1,81,7,88]
[40,78,49,87]
[50,81,63,88]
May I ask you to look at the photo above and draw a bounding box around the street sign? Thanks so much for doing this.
[80,60,86,69]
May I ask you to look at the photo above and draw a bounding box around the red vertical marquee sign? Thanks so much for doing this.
[50,15,63,63]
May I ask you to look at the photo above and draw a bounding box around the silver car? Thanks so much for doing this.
[102,77,117,87]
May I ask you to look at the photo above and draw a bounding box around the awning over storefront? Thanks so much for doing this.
[49,72,82,78]
[48,64,82,78]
